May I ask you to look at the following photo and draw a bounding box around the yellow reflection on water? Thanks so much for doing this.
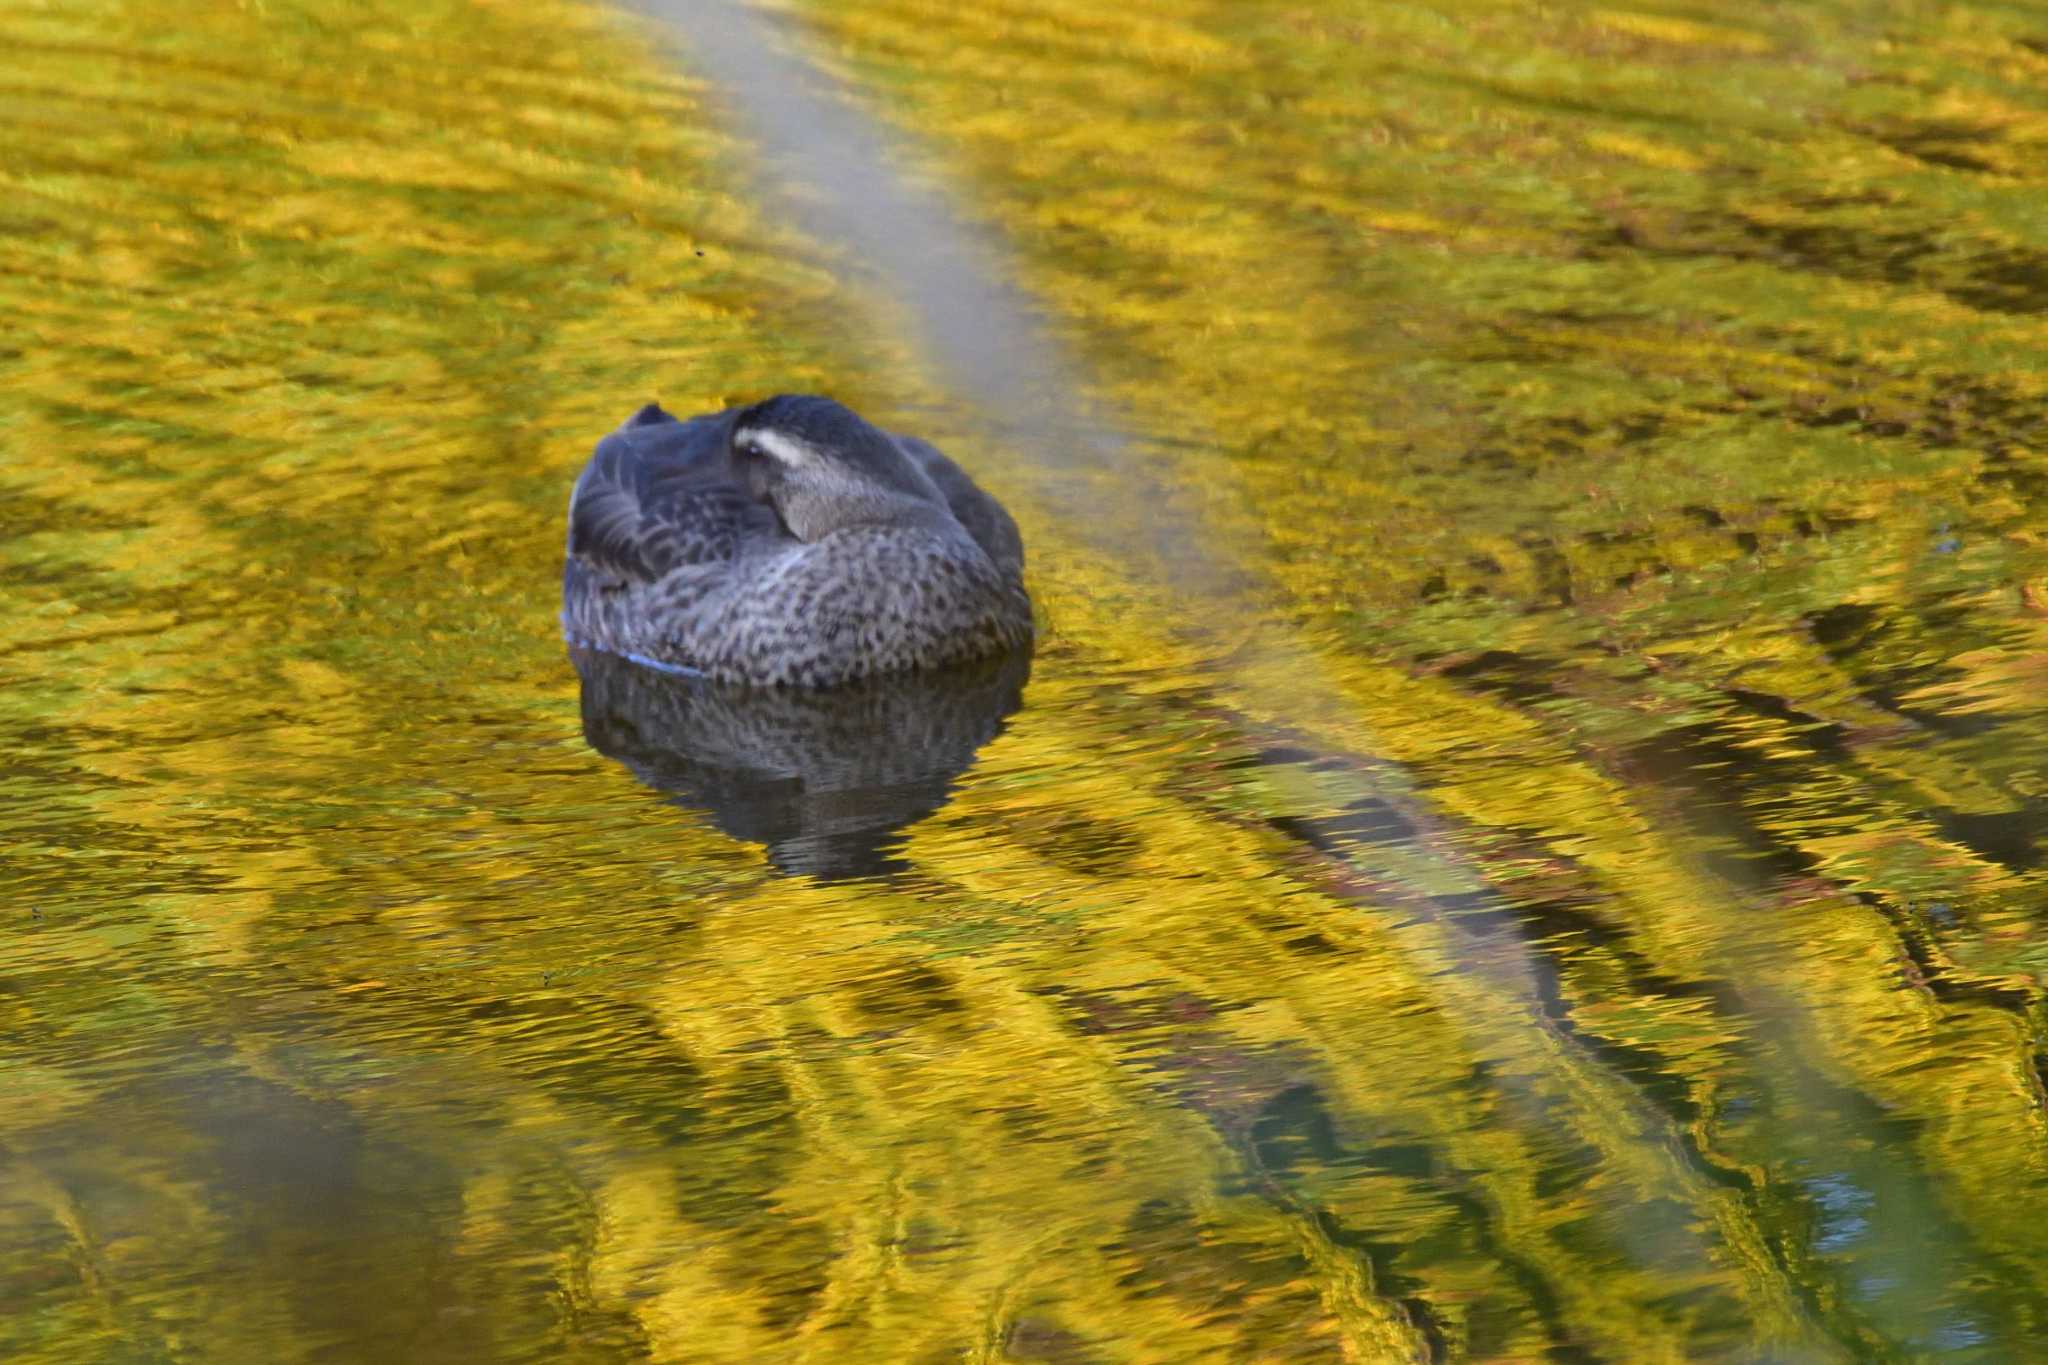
[5,0,2048,1360]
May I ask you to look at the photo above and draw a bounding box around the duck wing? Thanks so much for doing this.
[566,403,785,585]
[894,433,1024,578]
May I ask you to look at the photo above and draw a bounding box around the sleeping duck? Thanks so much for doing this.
[562,395,1032,687]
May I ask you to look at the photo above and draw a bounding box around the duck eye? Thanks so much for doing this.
[734,429,813,469]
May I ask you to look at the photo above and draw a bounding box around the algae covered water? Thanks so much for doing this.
[5,0,2048,1359]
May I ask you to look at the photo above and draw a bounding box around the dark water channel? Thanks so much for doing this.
[6,0,2048,1360]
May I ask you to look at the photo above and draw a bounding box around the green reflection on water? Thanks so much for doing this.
[5,0,2048,1360]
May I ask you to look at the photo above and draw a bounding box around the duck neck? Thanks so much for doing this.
[778,485,958,543]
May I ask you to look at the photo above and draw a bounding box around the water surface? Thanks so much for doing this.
[5,0,2048,1360]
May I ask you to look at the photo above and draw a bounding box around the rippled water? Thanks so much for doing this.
[7,0,2048,1360]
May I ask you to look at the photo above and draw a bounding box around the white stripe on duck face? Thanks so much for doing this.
[745,429,823,470]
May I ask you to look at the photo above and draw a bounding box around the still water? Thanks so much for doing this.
[6,0,2048,1359]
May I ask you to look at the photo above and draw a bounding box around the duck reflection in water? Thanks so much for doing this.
[573,645,1030,878]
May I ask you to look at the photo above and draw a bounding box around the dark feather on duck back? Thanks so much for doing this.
[566,403,784,584]
[896,434,1024,578]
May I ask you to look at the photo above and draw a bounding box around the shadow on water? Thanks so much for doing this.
[574,644,1029,879]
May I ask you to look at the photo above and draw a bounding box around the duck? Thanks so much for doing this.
[562,395,1032,687]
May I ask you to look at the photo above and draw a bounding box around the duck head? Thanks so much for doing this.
[730,395,949,541]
